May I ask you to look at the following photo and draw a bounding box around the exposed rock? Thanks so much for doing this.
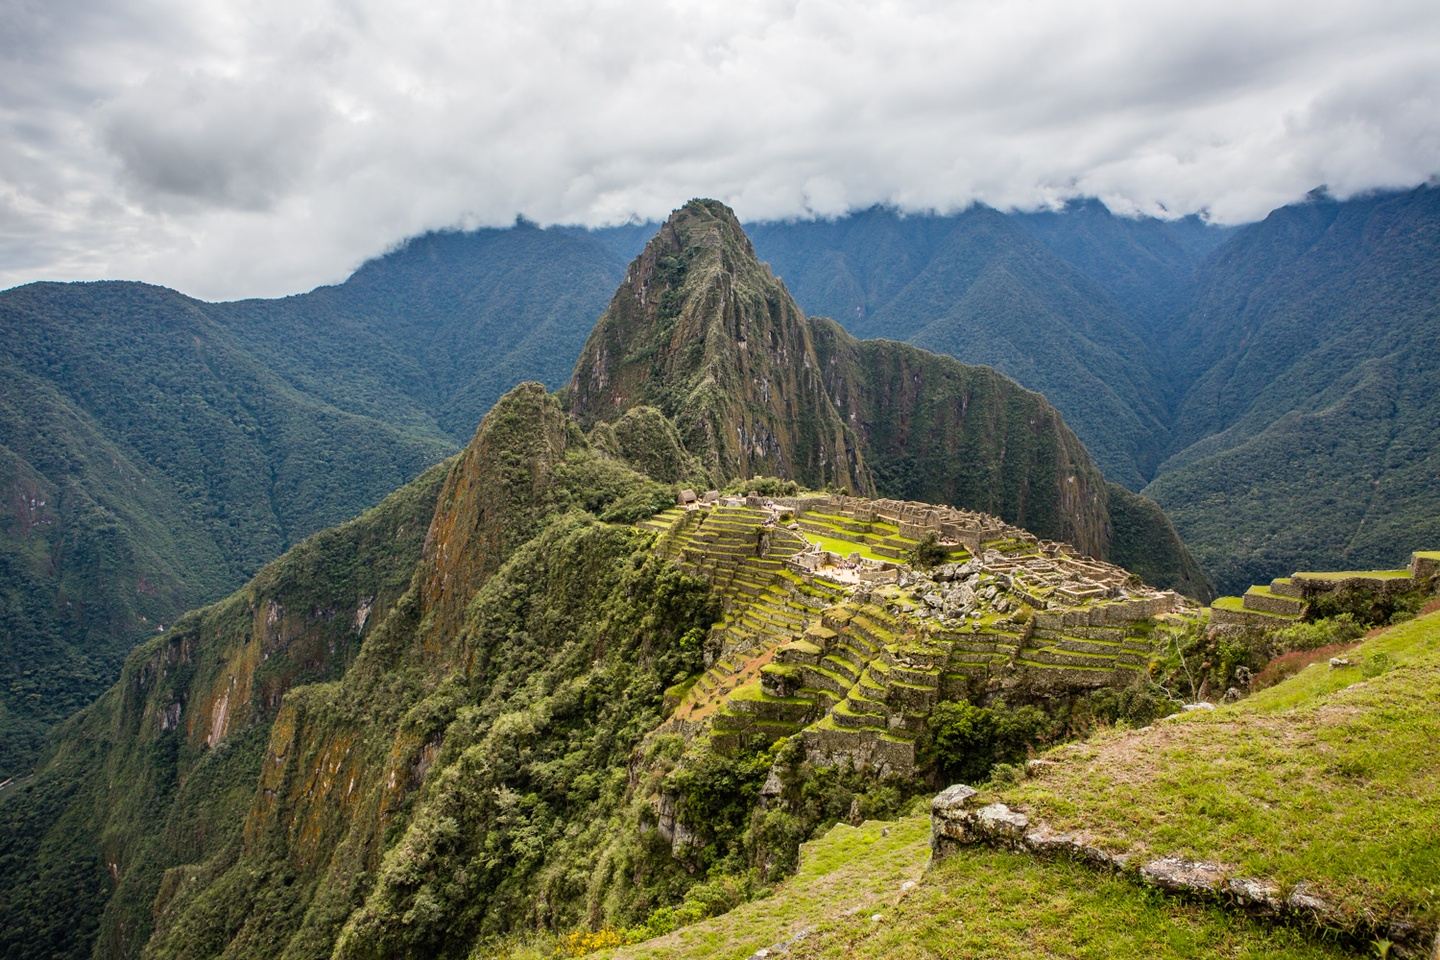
[975,803,1029,842]
[1181,702,1216,712]
[927,785,1439,957]
[759,766,784,806]
[747,925,813,959]
[931,783,979,813]
[1284,882,1336,920]
[1226,876,1282,914]
[1140,856,1228,895]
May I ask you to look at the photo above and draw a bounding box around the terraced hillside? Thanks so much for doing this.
[1210,550,1438,629]
[599,591,1440,960]
[642,492,1191,779]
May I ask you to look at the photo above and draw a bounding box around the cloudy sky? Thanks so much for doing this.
[3,0,1438,300]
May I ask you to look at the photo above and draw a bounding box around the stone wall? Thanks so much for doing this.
[929,783,1435,958]
[801,724,915,778]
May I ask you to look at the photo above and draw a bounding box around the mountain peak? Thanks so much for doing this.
[566,198,869,491]
[663,198,751,248]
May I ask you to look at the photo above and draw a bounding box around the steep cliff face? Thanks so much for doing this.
[567,199,870,492]
[0,462,447,960]
[419,383,582,645]
[814,327,1111,557]
[137,387,710,960]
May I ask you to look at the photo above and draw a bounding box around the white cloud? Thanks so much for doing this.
[1,0,1438,299]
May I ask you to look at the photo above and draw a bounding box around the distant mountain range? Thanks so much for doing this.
[4,184,1437,771]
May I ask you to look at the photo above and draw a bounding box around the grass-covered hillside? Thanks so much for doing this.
[587,604,1440,960]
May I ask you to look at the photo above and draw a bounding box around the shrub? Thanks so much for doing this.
[1363,652,1393,678]
[1084,681,1180,728]
[1268,614,1364,652]
[924,699,1053,784]
[910,532,947,569]
[1252,641,1360,690]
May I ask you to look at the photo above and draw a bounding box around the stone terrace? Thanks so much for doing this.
[639,493,1191,776]
[1209,550,1439,630]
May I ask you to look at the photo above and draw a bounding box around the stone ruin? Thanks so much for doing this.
[639,492,1193,780]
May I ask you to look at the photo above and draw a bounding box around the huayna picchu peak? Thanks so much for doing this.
[570,200,1209,599]
[567,199,870,493]
[5,200,1435,960]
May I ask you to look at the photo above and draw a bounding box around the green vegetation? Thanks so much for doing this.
[800,531,890,563]
[566,199,1204,595]
[997,609,1440,926]
[1294,569,1413,581]
[791,845,1344,960]
[0,225,629,770]
[0,459,450,960]
[593,816,1345,960]
[746,203,1225,489]
[12,192,1440,960]
[751,188,1440,599]
[909,532,948,568]
[922,700,1053,784]
[1146,186,1440,593]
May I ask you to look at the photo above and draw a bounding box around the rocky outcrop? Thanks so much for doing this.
[420,383,578,646]
[929,784,1435,958]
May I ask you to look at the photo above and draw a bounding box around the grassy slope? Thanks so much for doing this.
[604,818,1344,960]
[996,609,1440,926]
[607,610,1440,960]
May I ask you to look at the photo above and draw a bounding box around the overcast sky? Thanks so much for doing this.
[2,0,1438,300]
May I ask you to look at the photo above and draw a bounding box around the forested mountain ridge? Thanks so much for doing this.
[0,226,626,773]
[0,282,453,774]
[4,185,1433,773]
[1144,184,1440,590]
[743,204,1225,487]
[0,204,1208,959]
